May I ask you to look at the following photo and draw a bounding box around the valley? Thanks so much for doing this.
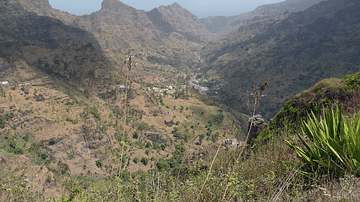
[1,0,360,201]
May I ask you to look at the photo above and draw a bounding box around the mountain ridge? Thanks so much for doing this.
[199,0,360,119]
[199,0,324,35]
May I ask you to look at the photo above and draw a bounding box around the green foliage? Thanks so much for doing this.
[133,157,139,164]
[0,114,6,128]
[88,107,101,120]
[132,121,151,131]
[65,117,78,124]
[141,157,149,166]
[342,72,360,89]
[95,160,103,168]
[160,143,167,151]
[211,132,220,143]
[34,94,45,101]
[287,107,360,176]
[156,158,169,170]
[133,131,139,139]
[145,142,152,148]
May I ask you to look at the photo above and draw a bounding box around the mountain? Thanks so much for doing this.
[200,0,360,119]
[0,0,108,89]
[147,3,217,42]
[199,0,324,35]
[17,0,215,54]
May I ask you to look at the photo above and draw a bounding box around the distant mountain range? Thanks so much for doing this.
[199,0,323,36]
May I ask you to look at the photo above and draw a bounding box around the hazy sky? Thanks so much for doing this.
[48,0,285,18]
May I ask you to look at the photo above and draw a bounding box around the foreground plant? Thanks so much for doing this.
[287,107,360,176]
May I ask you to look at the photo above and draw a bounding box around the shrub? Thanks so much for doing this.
[95,160,103,168]
[287,107,360,176]
[35,94,45,101]
[160,143,167,151]
[133,157,139,164]
[145,142,152,148]
[49,138,56,145]
[133,131,139,139]
[89,107,101,120]
[141,157,148,166]
[156,158,169,170]
[145,149,150,155]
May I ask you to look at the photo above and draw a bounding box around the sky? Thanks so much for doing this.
[48,0,285,18]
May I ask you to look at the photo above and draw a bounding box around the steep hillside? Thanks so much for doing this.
[147,3,217,42]
[200,0,323,35]
[200,0,360,119]
[0,0,108,90]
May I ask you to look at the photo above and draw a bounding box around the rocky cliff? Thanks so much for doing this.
[147,3,217,42]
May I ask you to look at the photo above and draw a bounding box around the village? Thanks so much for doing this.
[146,85,187,99]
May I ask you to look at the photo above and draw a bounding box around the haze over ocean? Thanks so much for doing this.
[49,0,284,18]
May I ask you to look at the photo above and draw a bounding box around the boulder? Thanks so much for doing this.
[247,114,265,144]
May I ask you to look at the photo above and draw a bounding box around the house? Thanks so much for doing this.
[117,85,129,89]
[1,81,8,85]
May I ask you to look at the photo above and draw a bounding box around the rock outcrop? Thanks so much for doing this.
[148,3,217,42]
[248,115,266,144]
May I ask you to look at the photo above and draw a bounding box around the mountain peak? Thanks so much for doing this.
[170,2,182,8]
[101,0,133,12]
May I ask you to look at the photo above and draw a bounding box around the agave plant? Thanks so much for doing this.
[286,107,360,175]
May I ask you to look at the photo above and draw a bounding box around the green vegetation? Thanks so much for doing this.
[0,114,6,128]
[95,160,103,168]
[34,94,45,101]
[287,107,360,176]
[140,157,148,166]
[133,157,139,164]
[65,117,78,124]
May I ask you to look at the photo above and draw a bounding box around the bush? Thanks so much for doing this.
[133,131,139,139]
[287,107,360,176]
[133,157,139,164]
[156,158,169,170]
[141,157,149,166]
[35,94,45,101]
[145,142,152,148]
[95,160,103,168]
[160,143,167,151]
